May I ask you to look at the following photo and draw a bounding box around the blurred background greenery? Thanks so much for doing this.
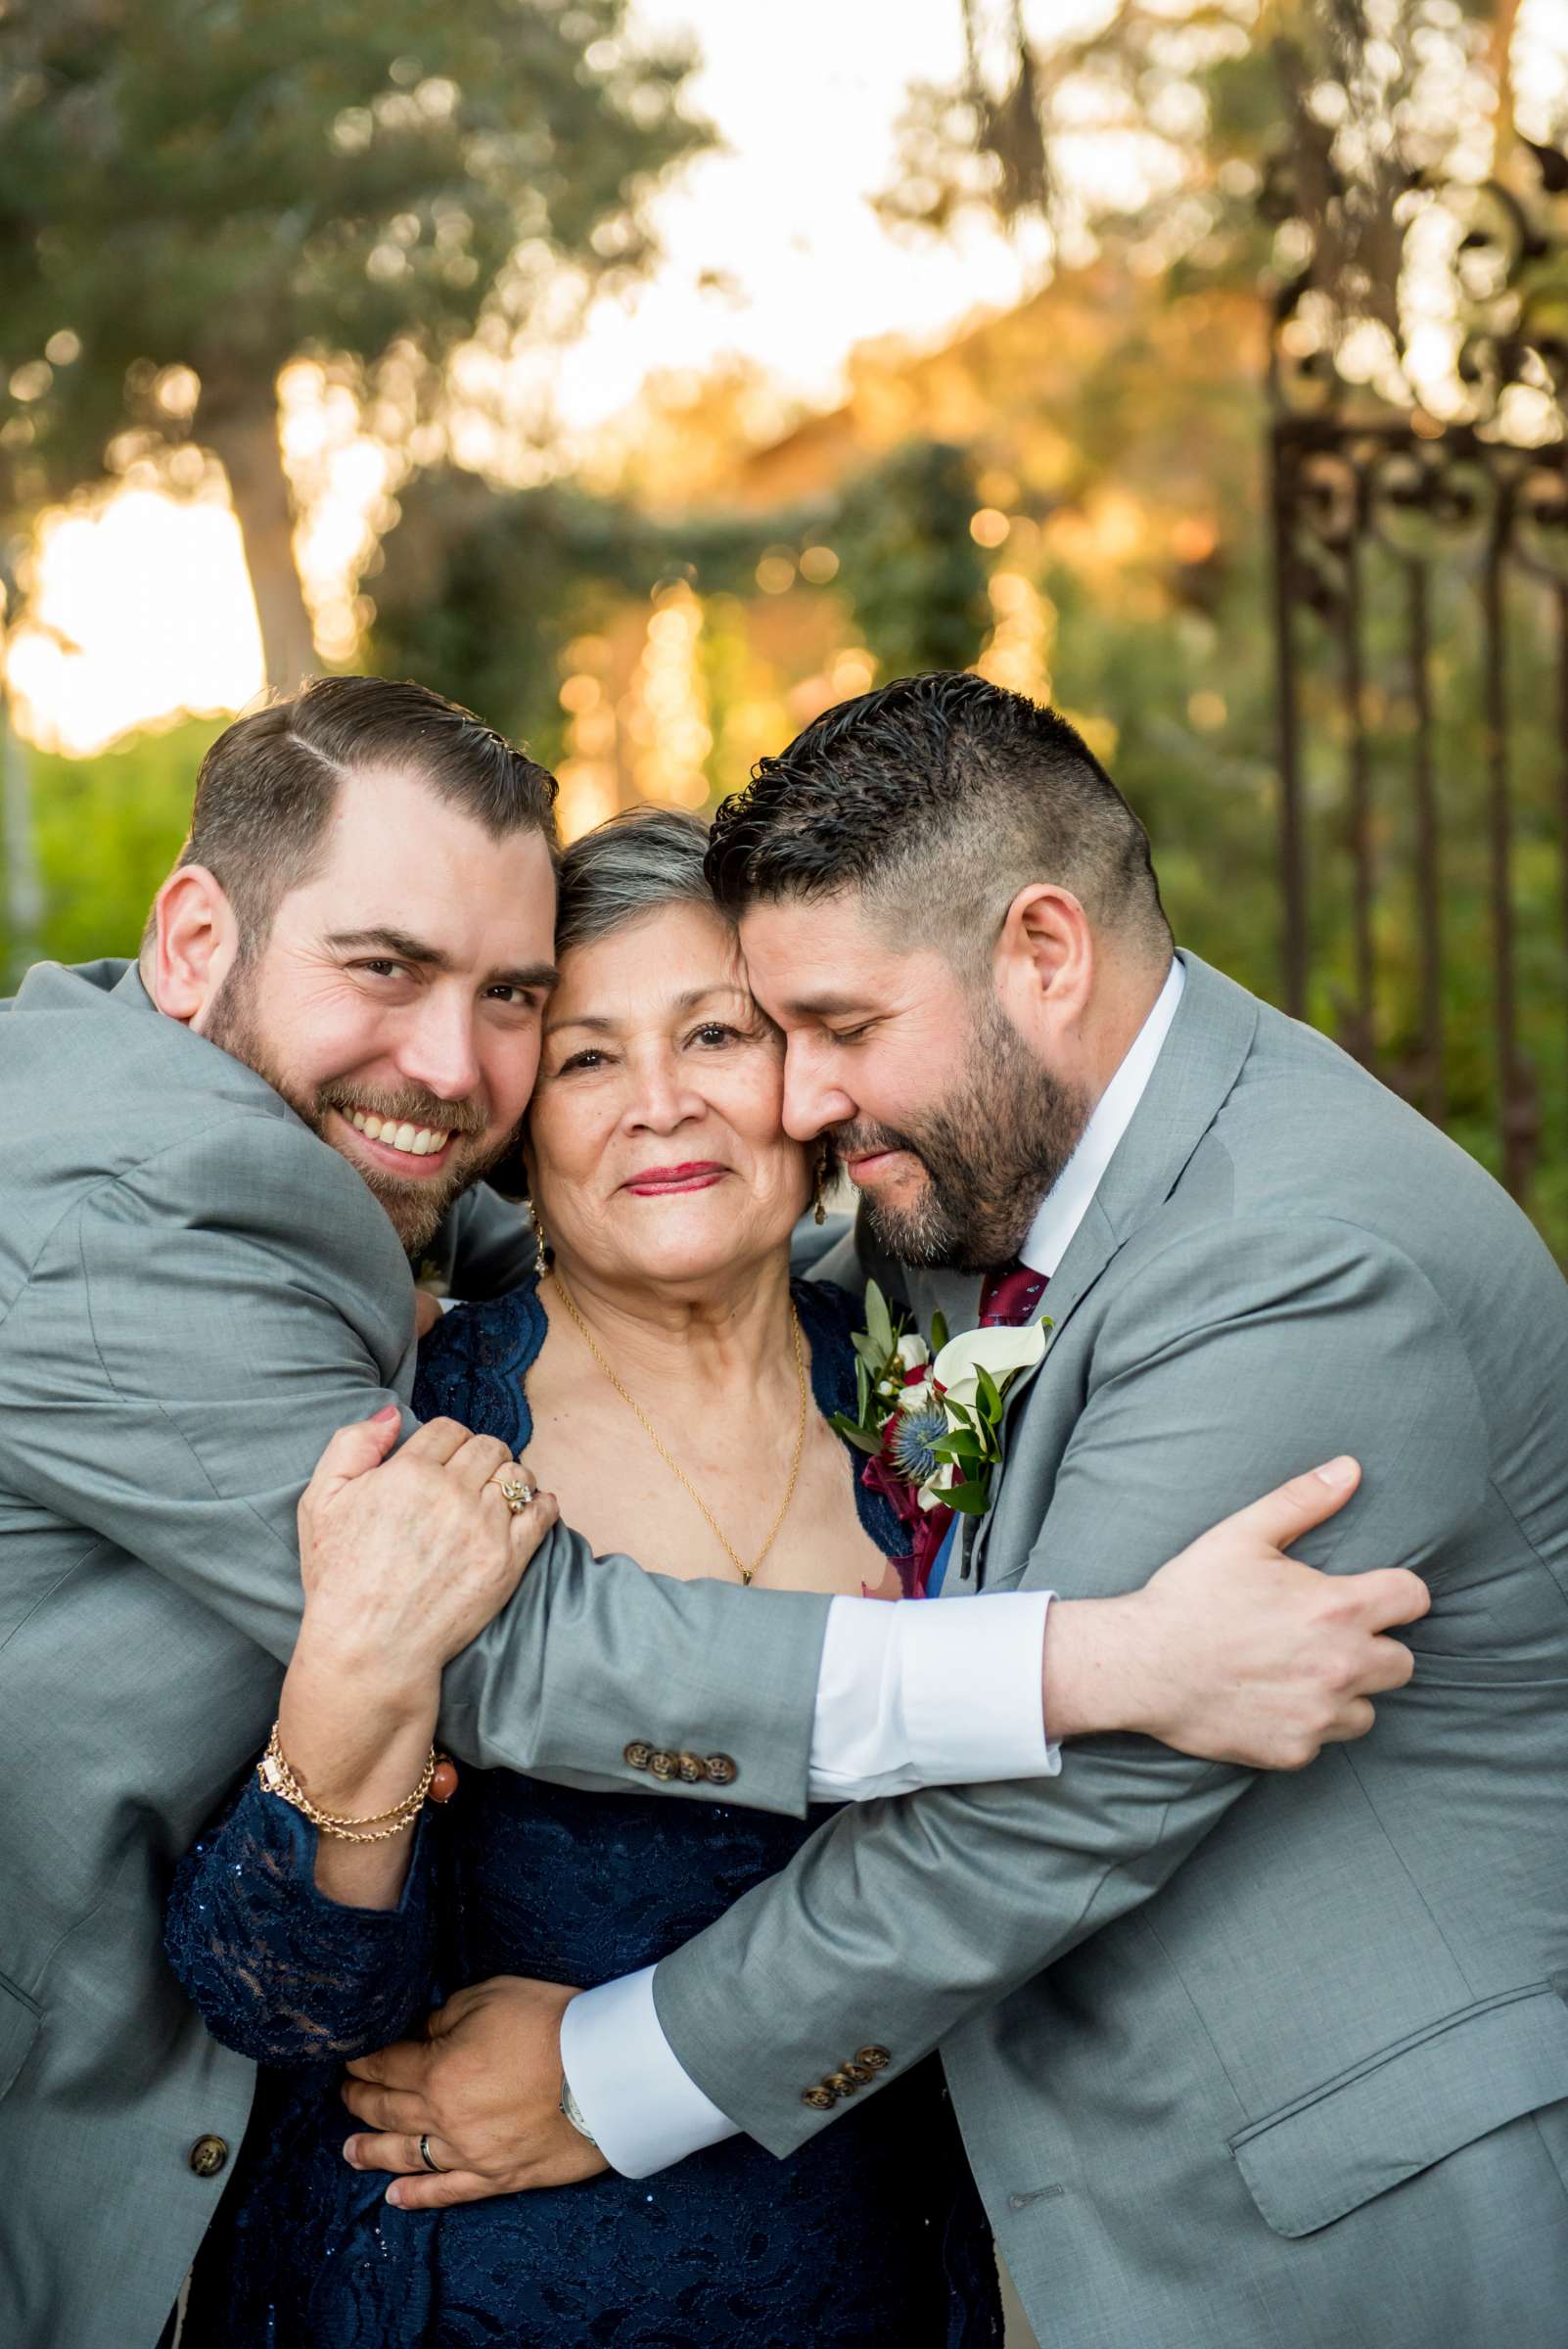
[2,1,1565,1253]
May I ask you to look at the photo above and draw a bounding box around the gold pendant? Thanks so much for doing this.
[740,1568,754,1586]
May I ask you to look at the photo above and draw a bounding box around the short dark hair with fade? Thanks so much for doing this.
[706,670,1171,970]
[176,675,559,953]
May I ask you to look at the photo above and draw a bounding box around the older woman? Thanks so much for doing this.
[165,809,1373,2348]
[167,807,1003,2347]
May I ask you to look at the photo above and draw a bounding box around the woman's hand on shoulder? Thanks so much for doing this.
[295,1407,558,1714]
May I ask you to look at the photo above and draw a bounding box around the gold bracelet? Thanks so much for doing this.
[257,1724,438,1845]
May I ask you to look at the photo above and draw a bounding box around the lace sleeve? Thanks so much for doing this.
[163,1773,439,2065]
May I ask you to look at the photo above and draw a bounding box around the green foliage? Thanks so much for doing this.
[0,0,708,507]
[366,468,666,758]
[835,441,990,678]
[5,717,221,973]
[368,437,992,751]
[880,0,1505,313]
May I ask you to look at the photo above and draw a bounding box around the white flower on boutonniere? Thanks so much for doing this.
[929,1322,1047,1407]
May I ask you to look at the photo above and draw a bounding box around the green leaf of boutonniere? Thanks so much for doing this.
[929,1308,949,1354]
[864,1280,896,1359]
[830,1411,884,1456]
[946,1478,992,1515]
[931,1431,985,1464]
[975,1363,1005,1424]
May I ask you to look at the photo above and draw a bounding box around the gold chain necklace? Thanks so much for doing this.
[548,1271,807,1587]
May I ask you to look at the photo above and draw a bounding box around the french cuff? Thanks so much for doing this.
[903,1588,1060,1784]
[559,1964,740,2179]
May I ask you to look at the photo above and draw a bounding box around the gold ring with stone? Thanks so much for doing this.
[498,1476,536,1516]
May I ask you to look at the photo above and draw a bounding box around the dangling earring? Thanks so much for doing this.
[813,1146,830,1226]
[528,1198,550,1279]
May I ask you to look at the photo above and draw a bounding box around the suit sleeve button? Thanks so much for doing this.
[650,1749,677,1779]
[188,2136,229,2178]
[623,1742,653,1772]
[802,2086,837,2110]
[704,1754,738,1786]
[856,2047,892,2071]
[676,1753,704,1783]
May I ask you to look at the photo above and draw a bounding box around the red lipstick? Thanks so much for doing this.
[623,1160,728,1196]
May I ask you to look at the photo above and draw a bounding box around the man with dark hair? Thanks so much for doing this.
[0,674,1407,2349]
[177,672,562,947]
[374,672,1568,2349]
[157,675,561,1257]
[708,671,1176,1269]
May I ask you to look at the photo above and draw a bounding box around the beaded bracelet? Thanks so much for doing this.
[257,1723,441,1844]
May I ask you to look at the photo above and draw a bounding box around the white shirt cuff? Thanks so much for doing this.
[563,1589,1060,2180]
[809,1588,1058,1801]
[560,1964,738,2178]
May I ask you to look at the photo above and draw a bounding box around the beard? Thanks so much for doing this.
[830,991,1089,1274]
[205,959,513,1257]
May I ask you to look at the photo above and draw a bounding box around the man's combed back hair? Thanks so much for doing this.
[556,805,716,957]
[179,675,559,950]
[706,671,1171,967]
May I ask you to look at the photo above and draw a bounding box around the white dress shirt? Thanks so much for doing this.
[561,956,1187,2177]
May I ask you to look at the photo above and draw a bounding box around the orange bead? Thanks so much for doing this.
[430,1758,460,1804]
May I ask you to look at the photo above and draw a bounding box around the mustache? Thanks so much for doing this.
[316,1082,493,1138]
[828,1121,927,1166]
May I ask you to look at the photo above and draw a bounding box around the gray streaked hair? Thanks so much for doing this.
[555,805,722,955]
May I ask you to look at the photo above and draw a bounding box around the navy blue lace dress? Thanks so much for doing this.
[166,1276,1001,2349]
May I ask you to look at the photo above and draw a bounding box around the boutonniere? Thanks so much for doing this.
[833,1282,1050,1596]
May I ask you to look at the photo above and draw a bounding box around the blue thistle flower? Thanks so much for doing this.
[889,1398,949,1487]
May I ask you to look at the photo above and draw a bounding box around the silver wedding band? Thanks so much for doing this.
[418,2133,443,2175]
[498,1476,536,1516]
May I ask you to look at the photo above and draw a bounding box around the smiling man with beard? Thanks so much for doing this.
[163,695,549,1261]
[821,998,1089,1273]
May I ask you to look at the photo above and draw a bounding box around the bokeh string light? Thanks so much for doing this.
[623,583,713,814]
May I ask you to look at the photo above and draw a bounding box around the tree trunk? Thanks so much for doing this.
[1490,0,1519,163]
[206,398,318,696]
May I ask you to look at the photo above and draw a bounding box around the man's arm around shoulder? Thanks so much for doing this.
[645,1213,1483,2162]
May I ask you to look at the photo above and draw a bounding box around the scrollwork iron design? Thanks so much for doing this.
[1268,139,1568,1211]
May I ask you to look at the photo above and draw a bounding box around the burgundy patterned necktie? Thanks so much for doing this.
[977,1259,1049,1327]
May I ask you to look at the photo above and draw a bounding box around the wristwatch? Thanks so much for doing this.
[559,2071,598,2147]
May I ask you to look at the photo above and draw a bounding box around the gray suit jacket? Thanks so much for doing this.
[0,961,832,2349]
[655,952,1568,2349]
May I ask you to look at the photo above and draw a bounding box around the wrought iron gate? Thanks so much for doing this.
[1268,147,1568,1215]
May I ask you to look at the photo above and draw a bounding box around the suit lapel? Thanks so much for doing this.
[959,954,1261,1589]
[954,1196,1121,1589]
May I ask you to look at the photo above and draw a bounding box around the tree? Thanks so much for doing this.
[0,0,708,689]
[880,1,1507,324]
[835,441,991,679]
[366,437,994,764]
